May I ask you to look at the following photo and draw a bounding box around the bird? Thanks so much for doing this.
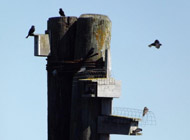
[142,107,149,117]
[59,8,65,16]
[26,25,35,38]
[133,128,143,134]
[148,40,162,49]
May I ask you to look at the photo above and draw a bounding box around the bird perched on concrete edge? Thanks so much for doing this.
[143,107,149,117]
[133,128,143,134]
[148,40,162,49]
[59,8,65,16]
[26,25,35,38]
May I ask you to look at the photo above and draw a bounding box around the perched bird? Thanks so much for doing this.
[26,25,35,38]
[143,107,149,117]
[148,40,162,49]
[59,8,65,16]
[133,128,143,134]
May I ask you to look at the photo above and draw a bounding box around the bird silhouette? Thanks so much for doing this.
[133,128,142,134]
[142,107,149,117]
[26,25,35,38]
[148,40,162,49]
[59,8,65,16]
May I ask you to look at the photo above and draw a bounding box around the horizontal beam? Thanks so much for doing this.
[79,78,121,98]
[97,115,139,135]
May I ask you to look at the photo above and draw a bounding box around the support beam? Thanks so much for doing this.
[97,115,139,135]
[70,14,112,140]
[47,16,77,140]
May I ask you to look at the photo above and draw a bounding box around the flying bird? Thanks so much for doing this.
[148,40,162,49]
[59,8,65,16]
[26,25,35,38]
[142,107,149,117]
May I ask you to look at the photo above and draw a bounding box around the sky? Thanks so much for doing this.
[1,0,190,140]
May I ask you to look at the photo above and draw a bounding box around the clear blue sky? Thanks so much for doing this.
[1,0,190,140]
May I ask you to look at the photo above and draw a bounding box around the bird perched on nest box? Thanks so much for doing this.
[26,25,35,38]
[148,40,162,49]
[59,8,65,16]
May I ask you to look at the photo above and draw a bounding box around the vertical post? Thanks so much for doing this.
[99,98,112,140]
[47,14,112,140]
[70,14,112,140]
[47,16,77,140]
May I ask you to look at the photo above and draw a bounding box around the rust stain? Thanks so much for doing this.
[95,27,107,51]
